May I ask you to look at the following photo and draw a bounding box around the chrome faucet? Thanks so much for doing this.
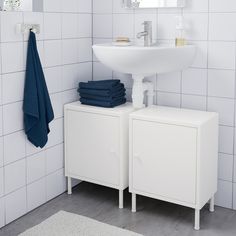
[137,21,152,47]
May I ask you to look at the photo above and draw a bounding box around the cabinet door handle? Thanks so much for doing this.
[134,154,143,164]
[110,149,118,159]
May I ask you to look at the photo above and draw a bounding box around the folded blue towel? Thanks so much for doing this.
[80,97,126,108]
[78,87,126,97]
[79,79,121,90]
[79,91,126,102]
[23,31,54,148]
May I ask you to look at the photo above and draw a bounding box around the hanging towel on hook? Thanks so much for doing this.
[23,31,54,148]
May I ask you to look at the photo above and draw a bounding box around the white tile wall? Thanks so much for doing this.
[43,0,62,13]
[44,13,62,40]
[208,42,236,70]
[2,72,25,104]
[44,66,63,94]
[27,151,46,184]
[157,92,181,108]
[78,0,92,13]
[209,13,236,41]
[157,72,181,93]
[78,14,92,38]
[3,101,24,134]
[0,168,3,197]
[92,0,236,210]
[208,97,235,126]
[182,68,207,95]
[0,138,4,168]
[46,144,64,175]
[62,13,78,39]
[218,154,234,182]
[51,93,64,119]
[5,187,27,224]
[62,39,80,64]
[209,0,236,13]
[0,12,23,42]
[234,183,236,210]
[0,198,4,228]
[208,70,235,99]
[215,180,233,209]
[46,169,66,201]
[0,0,92,228]
[182,94,207,111]
[1,42,24,73]
[3,131,26,165]
[219,126,234,155]
[27,178,46,211]
[44,40,62,67]
[4,159,26,195]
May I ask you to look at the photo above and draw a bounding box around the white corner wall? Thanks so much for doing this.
[0,0,92,228]
[92,0,236,210]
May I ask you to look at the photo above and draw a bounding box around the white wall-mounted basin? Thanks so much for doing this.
[93,44,197,108]
[93,44,196,76]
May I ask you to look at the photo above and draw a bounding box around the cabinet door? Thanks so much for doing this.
[132,120,197,204]
[66,111,120,186]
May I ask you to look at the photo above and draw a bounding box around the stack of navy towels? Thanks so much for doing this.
[78,79,126,108]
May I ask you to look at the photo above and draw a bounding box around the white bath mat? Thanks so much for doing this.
[19,211,142,236]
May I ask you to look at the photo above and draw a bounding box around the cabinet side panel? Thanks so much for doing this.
[64,107,69,176]
[119,114,130,189]
[197,116,219,209]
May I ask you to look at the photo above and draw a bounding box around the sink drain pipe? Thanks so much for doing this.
[143,81,154,107]
[132,75,155,109]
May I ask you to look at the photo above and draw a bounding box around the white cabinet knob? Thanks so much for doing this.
[110,149,118,159]
[134,154,143,163]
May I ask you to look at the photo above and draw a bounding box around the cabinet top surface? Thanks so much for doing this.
[64,102,135,115]
[130,106,218,126]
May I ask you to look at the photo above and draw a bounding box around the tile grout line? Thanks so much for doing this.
[91,0,94,82]
[232,38,236,209]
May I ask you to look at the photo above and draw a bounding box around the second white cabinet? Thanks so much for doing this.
[129,106,219,230]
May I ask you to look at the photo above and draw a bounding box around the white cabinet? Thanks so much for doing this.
[64,102,135,208]
[129,106,219,230]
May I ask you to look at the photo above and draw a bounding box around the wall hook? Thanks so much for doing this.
[16,23,40,34]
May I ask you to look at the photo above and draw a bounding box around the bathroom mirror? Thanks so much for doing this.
[123,0,185,8]
[0,0,43,12]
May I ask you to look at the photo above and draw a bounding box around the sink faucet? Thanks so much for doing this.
[137,21,152,47]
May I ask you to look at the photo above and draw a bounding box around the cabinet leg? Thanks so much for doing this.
[119,190,124,209]
[67,177,72,195]
[209,196,215,212]
[194,209,200,230]
[132,193,136,213]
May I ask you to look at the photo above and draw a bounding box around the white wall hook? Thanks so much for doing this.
[16,23,40,34]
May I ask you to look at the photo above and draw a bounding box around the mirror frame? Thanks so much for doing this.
[122,0,186,8]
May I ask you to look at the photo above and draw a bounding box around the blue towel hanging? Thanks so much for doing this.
[23,31,54,148]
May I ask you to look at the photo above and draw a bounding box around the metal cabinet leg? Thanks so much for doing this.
[68,177,72,195]
[119,190,124,209]
[194,209,200,230]
[209,196,215,212]
[132,193,136,212]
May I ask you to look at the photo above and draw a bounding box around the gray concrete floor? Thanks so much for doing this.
[0,182,235,236]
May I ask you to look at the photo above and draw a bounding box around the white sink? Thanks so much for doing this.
[93,43,196,108]
[93,44,196,76]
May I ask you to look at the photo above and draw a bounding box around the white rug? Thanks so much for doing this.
[19,211,143,236]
